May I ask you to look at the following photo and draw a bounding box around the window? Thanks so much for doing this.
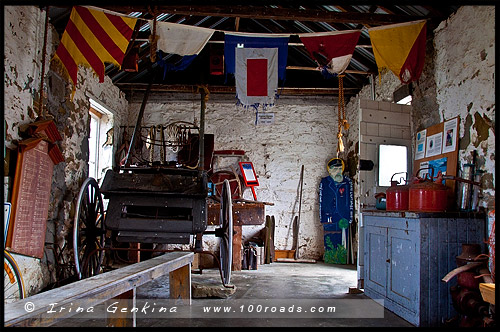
[88,110,101,180]
[88,99,114,184]
[393,84,412,105]
[378,144,408,187]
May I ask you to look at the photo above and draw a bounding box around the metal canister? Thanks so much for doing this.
[408,168,449,212]
[386,172,409,211]
[459,163,474,211]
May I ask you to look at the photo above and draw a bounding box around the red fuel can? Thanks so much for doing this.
[386,172,409,211]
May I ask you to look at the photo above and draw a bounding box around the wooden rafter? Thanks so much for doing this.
[101,5,422,25]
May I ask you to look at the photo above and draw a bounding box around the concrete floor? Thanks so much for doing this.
[53,261,414,327]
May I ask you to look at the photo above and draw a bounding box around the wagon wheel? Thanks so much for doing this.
[73,177,105,279]
[219,179,233,285]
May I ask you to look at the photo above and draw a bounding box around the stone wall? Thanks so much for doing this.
[4,6,129,294]
[342,6,495,271]
[433,6,495,208]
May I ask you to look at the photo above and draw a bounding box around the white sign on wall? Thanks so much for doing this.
[425,132,443,158]
[442,117,458,154]
[257,112,275,125]
[415,129,427,160]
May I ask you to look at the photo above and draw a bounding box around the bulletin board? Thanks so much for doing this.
[413,116,460,193]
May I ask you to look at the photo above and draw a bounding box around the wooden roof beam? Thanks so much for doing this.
[101,5,421,25]
[114,83,359,95]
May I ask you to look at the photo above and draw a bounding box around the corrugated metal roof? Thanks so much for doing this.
[46,4,459,99]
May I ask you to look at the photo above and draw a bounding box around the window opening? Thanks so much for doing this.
[378,144,408,187]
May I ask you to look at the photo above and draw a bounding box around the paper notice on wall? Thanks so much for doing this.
[442,118,458,154]
[257,112,275,125]
[415,129,426,160]
[425,132,443,158]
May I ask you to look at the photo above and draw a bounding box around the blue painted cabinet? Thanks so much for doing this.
[363,211,486,327]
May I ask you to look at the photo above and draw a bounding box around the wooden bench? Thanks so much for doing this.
[4,251,193,327]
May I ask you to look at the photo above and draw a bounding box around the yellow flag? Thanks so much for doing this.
[52,6,137,87]
[368,20,427,83]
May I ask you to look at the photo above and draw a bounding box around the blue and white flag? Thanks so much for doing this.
[224,32,290,81]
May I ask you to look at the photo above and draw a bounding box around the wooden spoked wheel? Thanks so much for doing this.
[73,177,105,279]
[219,179,233,285]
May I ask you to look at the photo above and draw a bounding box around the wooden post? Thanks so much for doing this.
[232,225,242,271]
[106,289,135,327]
[169,265,191,304]
[129,243,141,263]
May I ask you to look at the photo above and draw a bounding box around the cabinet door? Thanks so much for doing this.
[387,227,419,311]
[364,225,387,296]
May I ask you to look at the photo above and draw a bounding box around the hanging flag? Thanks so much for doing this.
[368,20,427,84]
[235,48,278,109]
[151,21,215,56]
[224,33,290,81]
[149,21,215,79]
[52,6,137,87]
[299,30,361,75]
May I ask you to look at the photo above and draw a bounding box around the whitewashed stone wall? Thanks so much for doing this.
[342,6,495,269]
[4,6,129,294]
[433,6,495,208]
[128,93,340,259]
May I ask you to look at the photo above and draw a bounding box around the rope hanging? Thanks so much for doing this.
[336,74,349,156]
[39,6,50,118]
[148,7,159,63]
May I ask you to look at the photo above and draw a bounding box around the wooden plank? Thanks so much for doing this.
[275,258,316,263]
[446,218,458,320]
[169,264,191,304]
[232,225,242,271]
[270,216,276,262]
[4,252,193,327]
[207,202,266,226]
[419,219,430,326]
[116,83,358,96]
[479,283,495,305]
[264,215,271,264]
[428,218,439,326]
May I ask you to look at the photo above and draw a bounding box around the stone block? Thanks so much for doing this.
[390,103,403,113]
[366,100,380,110]
[401,104,412,113]
[379,101,392,111]
[366,123,379,136]
[390,126,404,139]
[360,122,367,135]
[379,124,392,137]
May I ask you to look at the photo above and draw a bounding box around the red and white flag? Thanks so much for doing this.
[235,48,278,108]
[299,30,361,74]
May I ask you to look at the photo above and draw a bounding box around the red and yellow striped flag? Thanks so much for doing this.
[52,6,137,87]
[368,20,427,84]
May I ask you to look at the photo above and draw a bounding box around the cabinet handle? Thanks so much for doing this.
[386,258,390,263]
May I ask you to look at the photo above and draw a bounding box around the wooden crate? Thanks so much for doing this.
[274,250,295,259]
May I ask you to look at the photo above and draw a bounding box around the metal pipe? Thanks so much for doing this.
[124,78,153,167]
[198,87,207,170]
[369,74,375,100]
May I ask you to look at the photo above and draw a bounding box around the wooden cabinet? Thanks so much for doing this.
[363,211,486,326]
